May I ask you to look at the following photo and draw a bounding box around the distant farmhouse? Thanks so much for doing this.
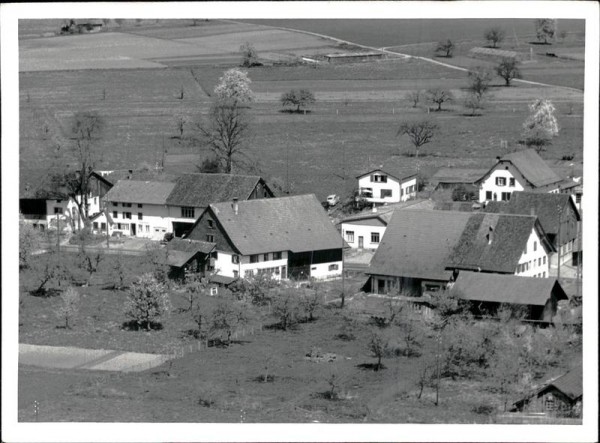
[365,209,553,296]
[185,194,346,281]
[355,168,417,206]
[476,149,573,203]
[100,173,274,240]
[485,191,581,267]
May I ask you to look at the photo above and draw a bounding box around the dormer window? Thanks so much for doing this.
[370,174,387,183]
[495,177,506,186]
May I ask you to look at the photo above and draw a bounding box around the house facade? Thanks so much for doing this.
[356,169,417,205]
[185,194,345,281]
[477,149,564,203]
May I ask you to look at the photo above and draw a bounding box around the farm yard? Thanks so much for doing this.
[14,17,589,426]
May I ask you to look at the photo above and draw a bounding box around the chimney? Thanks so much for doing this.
[487,226,494,245]
[232,197,239,215]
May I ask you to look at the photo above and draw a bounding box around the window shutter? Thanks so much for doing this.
[370,175,374,182]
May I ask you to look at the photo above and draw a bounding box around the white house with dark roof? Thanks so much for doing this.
[101,173,273,240]
[356,168,417,205]
[476,149,564,203]
[184,194,346,281]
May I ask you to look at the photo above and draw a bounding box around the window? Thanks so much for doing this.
[371,174,387,183]
[137,224,142,232]
[207,219,214,229]
[533,241,537,251]
[206,234,214,242]
[233,270,239,278]
[538,258,542,266]
[273,251,282,260]
[509,178,515,187]
[244,270,253,278]
[486,191,493,200]
[543,272,546,278]
[123,203,132,208]
[232,255,240,264]
[117,223,121,230]
[401,188,404,197]
[101,222,106,230]
[250,255,259,263]
[543,256,546,264]
[145,225,149,233]
[138,204,143,208]
[346,231,355,242]
[94,197,98,205]
[181,206,195,218]
[380,189,392,198]
[328,264,339,271]
[210,287,218,296]
[54,207,63,214]
[93,222,99,229]
[113,211,118,218]
[113,202,119,207]
[281,266,287,279]
[495,177,506,186]
[123,212,132,219]
[371,232,380,243]
[263,253,269,261]
[138,213,143,220]
[501,192,511,201]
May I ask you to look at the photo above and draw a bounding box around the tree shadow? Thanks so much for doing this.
[29,288,61,298]
[121,320,164,331]
[251,374,277,383]
[263,322,299,331]
[356,363,386,371]
[312,391,342,401]
[529,41,552,45]
[461,113,483,117]
[278,109,313,114]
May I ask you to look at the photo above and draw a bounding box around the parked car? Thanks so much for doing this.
[327,194,340,206]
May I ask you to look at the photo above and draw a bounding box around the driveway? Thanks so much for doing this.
[19,344,171,373]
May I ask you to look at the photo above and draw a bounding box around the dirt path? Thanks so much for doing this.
[19,343,171,372]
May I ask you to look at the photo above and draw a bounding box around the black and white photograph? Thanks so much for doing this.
[1,2,598,442]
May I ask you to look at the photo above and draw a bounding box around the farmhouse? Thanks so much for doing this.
[101,173,274,239]
[184,194,346,281]
[365,210,553,296]
[476,149,564,202]
[20,170,111,232]
[356,168,417,206]
[484,191,581,266]
[339,199,435,250]
[511,365,582,417]
[449,271,568,322]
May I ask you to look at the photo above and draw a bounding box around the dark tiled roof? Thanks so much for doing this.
[546,365,583,400]
[208,194,344,255]
[485,192,581,236]
[430,168,488,184]
[447,213,539,273]
[163,250,200,268]
[339,199,434,225]
[367,210,471,281]
[166,173,265,208]
[167,238,216,254]
[433,202,477,212]
[451,271,568,306]
[99,169,179,185]
[103,180,176,205]
[499,149,563,187]
[356,167,417,182]
[209,274,238,285]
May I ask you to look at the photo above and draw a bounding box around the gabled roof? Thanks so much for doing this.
[103,180,176,205]
[431,168,488,184]
[339,199,434,225]
[484,191,580,236]
[199,194,344,255]
[367,210,472,281]
[166,173,270,208]
[356,166,417,183]
[166,238,216,254]
[447,213,550,273]
[451,271,568,306]
[99,169,180,185]
[481,149,563,188]
[543,365,583,400]
[433,201,477,212]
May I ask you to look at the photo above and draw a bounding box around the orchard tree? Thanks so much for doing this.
[368,330,389,371]
[407,90,422,108]
[484,27,506,48]
[19,216,41,270]
[495,58,522,86]
[464,91,486,116]
[426,88,454,111]
[213,68,254,105]
[272,289,301,330]
[55,287,80,329]
[535,19,556,44]
[522,99,559,151]
[397,120,438,158]
[467,66,492,100]
[280,89,316,113]
[124,273,172,331]
[195,100,251,174]
[435,39,455,57]
[209,299,250,345]
[240,41,260,67]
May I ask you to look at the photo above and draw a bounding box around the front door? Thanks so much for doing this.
[358,236,364,249]
[131,223,136,236]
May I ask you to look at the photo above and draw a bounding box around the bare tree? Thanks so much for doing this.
[397,120,438,158]
[464,92,486,116]
[407,90,422,108]
[195,100,251,174]
[435,39,455,57]
[467,67,492,100]
[368,330,389,371]
[495,58,521,86]
[484,27,506,48]
[55,287,80,329]
[426,88,454,112]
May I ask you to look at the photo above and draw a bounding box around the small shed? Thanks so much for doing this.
[163,238,216,280]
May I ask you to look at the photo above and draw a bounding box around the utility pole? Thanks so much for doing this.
[576,218,582,300]
[340,228,345,309]
[557,205,562,280]
[56,213,60,253]
[285,133,290,195]
[104,201,110,249]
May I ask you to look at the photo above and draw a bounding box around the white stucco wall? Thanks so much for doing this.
[214,250,290,280]
[341,222,386,249]
[357,173,418,204]
[400,177,418,202]
[45,198,80,231]
[514,228,550,278]
[309,261,343,280]
[478,163,527,203]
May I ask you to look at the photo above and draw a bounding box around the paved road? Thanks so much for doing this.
[19,343,172,373]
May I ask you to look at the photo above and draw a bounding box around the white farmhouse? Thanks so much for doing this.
[476,149,565,203]
[185,194,346,281]
[356,168,417,205]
